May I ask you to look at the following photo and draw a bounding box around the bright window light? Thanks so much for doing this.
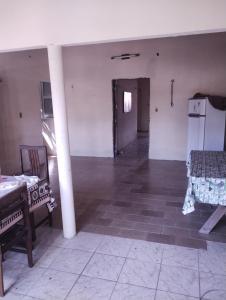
[123,92,132,113]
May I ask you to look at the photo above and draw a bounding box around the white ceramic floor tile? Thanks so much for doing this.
[66,276,115,300]
[2,292,27,300]
[155,290,198,300]
[200,271,226,300]
[3,292,40,300]
[27,269,78,300]
[207,241,226,255]
[162,245,198,270]
[23,297,42,300]
[34,245,62,268]
[96,236,133,257]
[6,245,60,268]
[158,265,199,298]
[111,283,155,300]
[128,240,163,263]
[65,232,103,252]
[49,248,92,274]
[118,258,160,289]
[3,261,26,293]
[5,251,29,265]
[40,228,68,248]
[83,253,125,281]
[199,250,226,276]
[12,266,46,295]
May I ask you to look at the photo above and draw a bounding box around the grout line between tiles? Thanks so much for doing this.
[109,281,118,300]
[156,288,200,299]
[14,227,225,299]
[154,244,164,300]
[63,249,96,300]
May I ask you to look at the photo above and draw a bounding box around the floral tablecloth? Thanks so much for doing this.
[183,151,226,215]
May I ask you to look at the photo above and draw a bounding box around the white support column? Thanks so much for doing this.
[47,45,76,239]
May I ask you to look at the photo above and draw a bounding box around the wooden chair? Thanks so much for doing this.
[19,145,49,183]
[0,184,33,297]
[19,145,52,239]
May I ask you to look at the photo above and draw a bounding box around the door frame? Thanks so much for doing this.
[112,77,150,158]
[112,79,118,157]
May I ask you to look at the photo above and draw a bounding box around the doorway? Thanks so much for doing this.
[112,78,150,159]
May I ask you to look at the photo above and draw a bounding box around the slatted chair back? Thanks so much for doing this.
[19,145,49,183]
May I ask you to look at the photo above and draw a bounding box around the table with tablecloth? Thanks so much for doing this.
[183,150,226,234]
[0,175,56,235]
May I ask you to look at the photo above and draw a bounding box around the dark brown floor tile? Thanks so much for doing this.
[141,210,164,218]
[111,219,137,229]
[126,214,152,223]
[121,207,143,214]
[118,229,148,240]
[113,201,132,207]
[196,203,215,212]
[146,233,175,245]
[78,223,98,233]
[89,217,113,226]
[175,236,207,249]
[162,226,190,237]
[145,216,175,227]
[174,220,204,230]
[133,222,162,234]
[102,212,126,220]
[190,230,226,243]
[48,156,226,249]
[87,225,121,236]
[166,201,183,208]
[211,217,226,233]
[130,202,159,210]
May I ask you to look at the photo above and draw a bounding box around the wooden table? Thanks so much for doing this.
[0,175,55,236]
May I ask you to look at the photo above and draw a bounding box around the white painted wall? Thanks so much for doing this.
[0,0,225,52]
[63,33,226,160]
[0,49,50,173]
[0,33,226,166]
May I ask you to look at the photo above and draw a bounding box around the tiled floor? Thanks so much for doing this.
[116,133,149,160]
[3,227,226,299]
[42,153,226,250]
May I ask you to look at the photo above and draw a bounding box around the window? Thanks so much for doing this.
[41,81,53,119]
[123,91,132,113]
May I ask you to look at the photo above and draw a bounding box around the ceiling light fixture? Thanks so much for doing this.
[111,53,140,60]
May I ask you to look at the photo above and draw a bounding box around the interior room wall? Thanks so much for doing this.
[0,33,225,169]
[0,49,50,173]
[63,32,226,160]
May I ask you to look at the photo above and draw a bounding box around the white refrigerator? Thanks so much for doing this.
[187,97,226,161]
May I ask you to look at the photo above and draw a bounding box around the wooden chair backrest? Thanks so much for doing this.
[19,145,49,182]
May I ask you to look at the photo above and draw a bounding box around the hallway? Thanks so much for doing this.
[116,133,149,160]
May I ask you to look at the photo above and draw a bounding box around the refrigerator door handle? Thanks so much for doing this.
[188,113,200,118]
[188,113,206,117]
